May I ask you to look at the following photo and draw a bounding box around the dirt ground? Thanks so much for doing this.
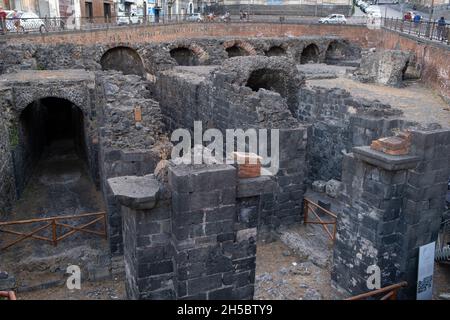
[254,240,340,300]
[0,139,109,292]
[16,276,125,300]
[8,238,450,300]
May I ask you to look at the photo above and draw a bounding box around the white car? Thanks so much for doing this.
[186,13,203,22]
[117,13,142,25]
[6,11,47,33]
[319,14,347,24]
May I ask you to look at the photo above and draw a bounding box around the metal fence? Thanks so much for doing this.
[383,17,450,45]
[0,13,368,35]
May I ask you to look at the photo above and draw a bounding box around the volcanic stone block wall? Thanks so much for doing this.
[295,86,411,182]
[332,129,450,299]
[109,162,276,299]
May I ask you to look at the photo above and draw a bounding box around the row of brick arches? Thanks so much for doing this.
[99,40,352,75]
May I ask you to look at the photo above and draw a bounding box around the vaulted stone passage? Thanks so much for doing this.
[265,46,286,57]
[14,97,87,196]
[245,68,289,98]
[325,41,351,64]
[226,45,249,58]
[100,46,145,76]
[301,44,320,64]
[170,47,199,66]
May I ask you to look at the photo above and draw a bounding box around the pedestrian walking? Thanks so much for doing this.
[12,9,21,33]
[0,7,7,35]
[437,17,447,41]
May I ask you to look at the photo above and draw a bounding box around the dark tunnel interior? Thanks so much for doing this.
[14,97,87,196]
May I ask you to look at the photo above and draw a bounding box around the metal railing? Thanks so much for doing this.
[383,17,449,45]
[0,13,370,35]
[0,211,107,251]
[303,197,337,243]
[346,281,408,300]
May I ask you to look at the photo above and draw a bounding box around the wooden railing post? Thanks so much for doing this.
[52,219,57,246]
[303,199,308,224]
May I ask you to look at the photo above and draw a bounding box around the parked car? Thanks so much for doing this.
[6,11,47,33]
[319,14,347,24]
[186,13,203,22]
[117,12,141,25]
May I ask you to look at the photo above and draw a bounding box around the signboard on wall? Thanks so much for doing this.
[417,241,435,300]
[267,0,283,4]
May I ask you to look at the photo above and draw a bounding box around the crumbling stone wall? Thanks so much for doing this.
[155,56,308,233]
[294,85,414,182]
[0,87,15,216]
[353,49,412,87]
[96,70,170,255]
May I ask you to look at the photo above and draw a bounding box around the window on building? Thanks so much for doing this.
[104,2,111,22]
[85,2,93,22]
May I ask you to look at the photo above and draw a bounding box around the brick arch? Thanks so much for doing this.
[299,43,320,64]
[168,43,209,65]
[100,45,145,76]
[223,40,257,57]
[13,87,90,118]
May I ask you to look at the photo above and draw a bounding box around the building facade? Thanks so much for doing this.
[202,0,353,16]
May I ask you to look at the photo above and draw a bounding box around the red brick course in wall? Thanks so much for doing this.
[2,23,449,101]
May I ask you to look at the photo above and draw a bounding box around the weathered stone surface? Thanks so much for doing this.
[312,180,327,193]
[325,179,342,198]
[353,49,412,87]
[108,175,160,210]
[353,146,420,171]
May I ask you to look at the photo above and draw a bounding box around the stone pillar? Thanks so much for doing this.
[108,174,175,299]
[109,162,276,300]
[332,129,450,299]
[269,127,308,230]
[398,129,450,298]
[169,163,238,300]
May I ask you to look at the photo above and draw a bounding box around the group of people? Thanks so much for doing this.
[403,10,447,41]
[239,10,249,21]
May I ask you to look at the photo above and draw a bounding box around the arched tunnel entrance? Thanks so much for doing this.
[226,45,249,58]
[300,44,320,64]
[246,68,288,96]
[245,67,297,110]
[325,41,352,64]
[265,46,286,57]
[100,46,145,76]
[15,98,87,194]
[170,47,199,66]
[12,98,101,217]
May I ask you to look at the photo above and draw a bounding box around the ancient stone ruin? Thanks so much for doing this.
[0,31,449,300]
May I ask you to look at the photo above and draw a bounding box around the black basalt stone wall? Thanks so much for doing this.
[109,162,276,299]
